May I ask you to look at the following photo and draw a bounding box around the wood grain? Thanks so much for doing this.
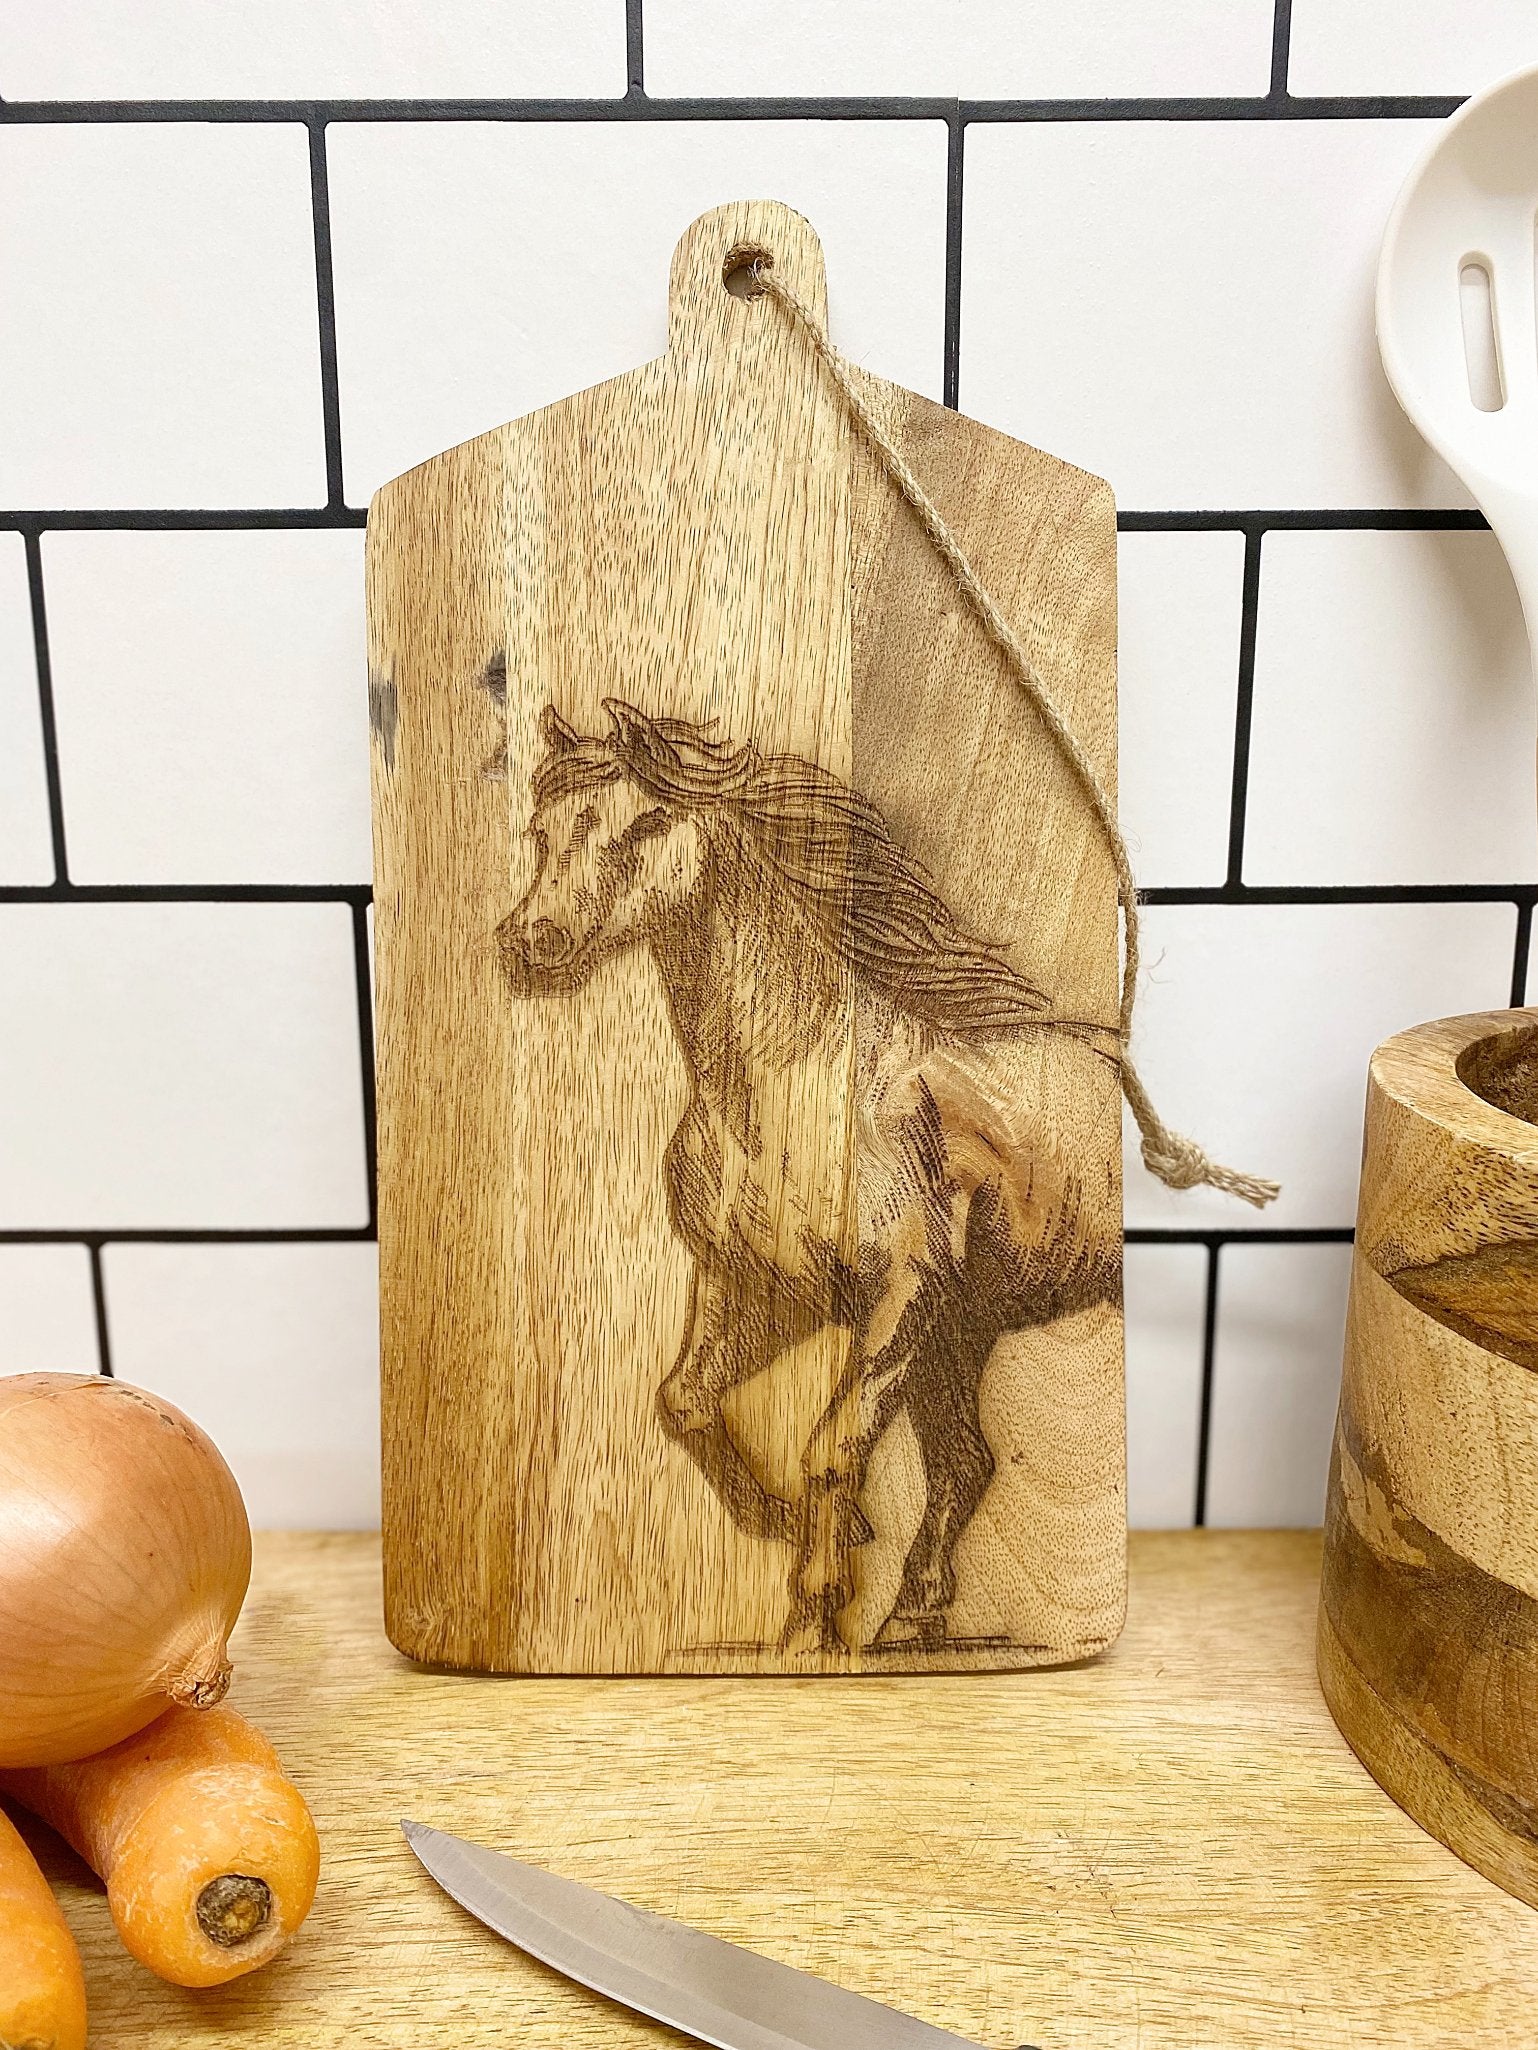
[367,199,1124,1674]
[1319,1007,1538,1908]
[23,1529,1538,2050]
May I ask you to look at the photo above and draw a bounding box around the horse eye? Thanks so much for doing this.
[630,807,671,842]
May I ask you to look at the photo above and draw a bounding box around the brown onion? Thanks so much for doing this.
[0,1373,251,1767]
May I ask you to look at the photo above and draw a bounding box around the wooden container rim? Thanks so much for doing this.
[1369,1007,1538,1158]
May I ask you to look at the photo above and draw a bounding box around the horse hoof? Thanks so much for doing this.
[777,1610,820,1656]
[872,1609,947,1652]
[778,1595,848,1656]
[779,1622,826,1657]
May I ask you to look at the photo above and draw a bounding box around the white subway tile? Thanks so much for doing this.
[1290,2,1538,97]
[104,1243,379,1529]
[46,531,370,885]
[964,120,1461,511]
[328,121,948,501]
[0,904,367,1230]
[1205,1241,1352,1528]
[647,0,1273,97]
[0,1246,99,1375]
[1123,900,1516,1231]
[1118,530,1245,888]
[0,0,622,99]
[0,535,52,884]
[1123,1242,1207,1528]
[0,126,325,510]
[1245,530,1536,887]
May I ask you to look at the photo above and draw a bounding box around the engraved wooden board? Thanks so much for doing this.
[367,199,1124,1675]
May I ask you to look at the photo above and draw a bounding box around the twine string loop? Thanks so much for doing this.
[752,255,1279,1210]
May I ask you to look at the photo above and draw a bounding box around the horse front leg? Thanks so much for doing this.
[656,1262,798,1544]
[782,1261,929,1655]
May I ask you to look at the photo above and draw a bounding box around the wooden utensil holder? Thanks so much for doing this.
[1319,1008,1538,1905]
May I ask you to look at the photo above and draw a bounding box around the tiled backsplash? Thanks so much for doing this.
[2,3,1534,1534]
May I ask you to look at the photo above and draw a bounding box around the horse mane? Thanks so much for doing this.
[534,697,1050,1038]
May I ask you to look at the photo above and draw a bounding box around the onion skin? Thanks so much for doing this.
[0,1374,251,1768]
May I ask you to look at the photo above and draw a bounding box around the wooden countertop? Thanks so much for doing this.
[25,1529,1538,2049]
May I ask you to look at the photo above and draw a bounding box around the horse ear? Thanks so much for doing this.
[603,698,657,757]
[539,705,581,754]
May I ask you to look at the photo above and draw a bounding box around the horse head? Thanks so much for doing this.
[497,700,708,997]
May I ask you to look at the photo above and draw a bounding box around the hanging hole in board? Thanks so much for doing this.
[723,245,772,300]
[1458,258,1505,412]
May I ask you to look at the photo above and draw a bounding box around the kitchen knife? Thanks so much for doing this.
[402,1819,1003,2050]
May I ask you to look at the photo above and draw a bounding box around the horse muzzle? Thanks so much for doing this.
[496,913,587,995]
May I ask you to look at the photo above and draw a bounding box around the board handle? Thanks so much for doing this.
[667,199,829,366]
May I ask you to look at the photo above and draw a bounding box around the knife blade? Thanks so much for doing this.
[401,1819,993,2050]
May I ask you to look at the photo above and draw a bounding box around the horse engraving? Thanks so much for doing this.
[495,693,1120,1654]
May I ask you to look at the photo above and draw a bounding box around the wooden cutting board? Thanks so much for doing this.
[366,198,1123,1676]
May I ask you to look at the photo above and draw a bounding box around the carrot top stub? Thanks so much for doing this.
[110,1757,318,1984]
[0,1703,320,1990]
[196,1870,274,1946]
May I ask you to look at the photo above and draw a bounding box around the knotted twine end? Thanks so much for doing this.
[1134,1104,1282,1209]
[1120,1055,1280,1209]
[1142,1132,1282,1212]
[753,252,1280,1211]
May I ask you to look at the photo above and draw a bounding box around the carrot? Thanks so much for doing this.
[0,1803,87,2050]
[0,1703,319,1990]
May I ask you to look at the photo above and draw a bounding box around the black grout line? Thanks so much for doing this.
[0,93,1464,123]
[22,534,69,886]
[959,94,1460,122]
[4,881,1534,909]
[626,0,646,98]
[1269,0,1294,100]
[2,1224,1348,1247]
[1117,508,1487,532]
[1128,1226,1354,1245]
[351,899,378,1231]
[942,114,964,410]
[306,120,348,509]
[1512,901,1533,1008]
[0,507,1484,536]
[1143,882,1538,907]
[87,1242,114,1377]
[1224,528,1263,887]
[1192,1243,1221,1526]
[0,509,367,531]
[0,1228,377,1245]
[0,882,373,903]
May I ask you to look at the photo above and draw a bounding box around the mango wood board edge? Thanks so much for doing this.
[13,1530,1537,2050]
